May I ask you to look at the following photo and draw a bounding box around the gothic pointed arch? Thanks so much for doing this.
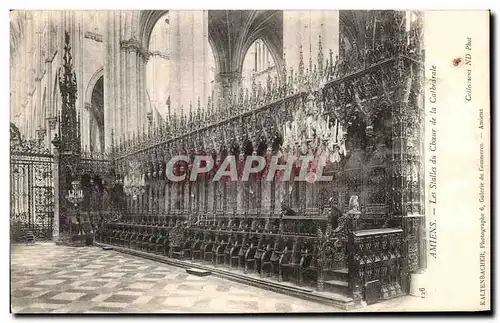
[240,38,280,90]
[140,10,216,118]
[86,69,105,152]
[85,67,104,107]
[139,10,169,50]
[208,10,284,81]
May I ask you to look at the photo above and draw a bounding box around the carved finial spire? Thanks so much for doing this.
[111,128,115,152]
[298,45,304,77]
[238,87,244,104]
[324,51,330,78]
[309,41,313,75]
[207,95,212,117]
[197,96,202,124]
[318,34,324,75]
[180,106,185,129]
[244,87,249,108]
[251,72,257,99]
[282,48,287,82]
[329,49,334,70]
[78,109,82,144]
[172,108,177,130]
[58,31,79,152]
[187,102,192,130]
[211,89,215,110]
[166,95,171,115]
[217,92,223,112]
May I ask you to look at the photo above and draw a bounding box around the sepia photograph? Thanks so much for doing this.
[8,8,490,314]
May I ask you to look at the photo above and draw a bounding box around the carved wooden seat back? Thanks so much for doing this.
[263,235,273,249]
[241,220,249,231]
[254,235,265,258]
[250,219,257,231]
[238,234,248,256]
[302,242,316,268]
[290,239,303,265]
[273,237,285,252]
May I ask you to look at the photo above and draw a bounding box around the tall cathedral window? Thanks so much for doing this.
[89,76,104,152]
[241,39,278,91]
[146,13,171,125]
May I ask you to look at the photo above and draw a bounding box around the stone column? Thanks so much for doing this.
[214,72,242,106]
[113,12,123,140]
[169,10,181,116]
[128,46,138,138]
[104,11,147,148]
[119,12,127,140]
[74,11,86,150]
[169,10,210,115]
[35,26,42,131]
[104,11,114,151]
[139,51,149,132]
[45,15,56,150]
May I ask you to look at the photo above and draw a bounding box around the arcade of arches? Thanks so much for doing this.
[10,10,426,311]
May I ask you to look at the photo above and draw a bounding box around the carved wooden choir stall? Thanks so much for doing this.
[57,11,424,309]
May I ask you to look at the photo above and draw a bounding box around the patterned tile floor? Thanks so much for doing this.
[11,243,341,313]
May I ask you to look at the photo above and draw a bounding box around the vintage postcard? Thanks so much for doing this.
[9,9,490,313]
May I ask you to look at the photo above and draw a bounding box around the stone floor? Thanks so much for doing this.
[11,243,341,313]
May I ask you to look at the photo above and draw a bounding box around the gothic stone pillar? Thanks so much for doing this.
[214,72,242,107]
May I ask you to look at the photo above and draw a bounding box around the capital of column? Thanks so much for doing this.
[51,132,62,150]
[36,128,46,142]
[215,72,243,102]
[215,72,242,86]
[120,37,141,52]
[47,116,58,130]
[120,37,150,62]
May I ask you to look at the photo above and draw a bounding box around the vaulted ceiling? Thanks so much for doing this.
[208,10,283,75]
[339,11,369,49]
